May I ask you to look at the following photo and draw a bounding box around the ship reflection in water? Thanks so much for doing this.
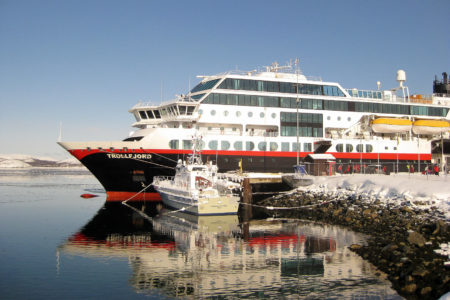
[59,203,400,299]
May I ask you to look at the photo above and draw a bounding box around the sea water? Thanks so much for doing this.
[0,169,401,299]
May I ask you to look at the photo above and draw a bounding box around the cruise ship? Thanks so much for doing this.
[58,62,450,201]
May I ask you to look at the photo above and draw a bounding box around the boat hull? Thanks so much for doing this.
[156,188,240,215]
[63,148,432,201]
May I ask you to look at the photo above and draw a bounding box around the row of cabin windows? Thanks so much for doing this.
[190,79,220,93]
[169,140,312,152]
[335,144,374,153]
[218,78,346,97]
[201,93,449,117]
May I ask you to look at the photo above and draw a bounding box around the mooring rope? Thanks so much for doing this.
[239,197,342,210]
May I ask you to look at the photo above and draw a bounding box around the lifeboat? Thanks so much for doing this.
[371,118,412,133]
[412,120,450,135]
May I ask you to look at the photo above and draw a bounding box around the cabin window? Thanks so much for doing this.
[246,141,255,151]
[336,144,344,152]
[139,111,147,119]
[248,112,253,117]
[169,140,179,149]
[271,113,277,119]
[208,140,218,150]
[236,111,241,117]
[281,142,289,151]
[292,143,300,152]
[356,144,364,152]
[224,110,229,116]
[260,112,265,118]
[234,141,243,150]
[366,144,373,153]
[258,142,267,151]
[270,142,278,151]
[304,143,312,152]
[211,110,216,116]
[182,140,192,150]
[346,144,353,152]
[221,141,230,150]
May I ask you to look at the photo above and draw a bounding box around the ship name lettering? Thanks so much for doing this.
[106,153,152,159]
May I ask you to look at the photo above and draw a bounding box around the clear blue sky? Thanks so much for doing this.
[1,0,449,158]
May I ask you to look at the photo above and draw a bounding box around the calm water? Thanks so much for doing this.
[0,169,402,299]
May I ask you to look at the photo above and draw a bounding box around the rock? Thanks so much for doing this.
[402,283,417,294]
[381,244,398,253]
[363,209,372,217]
[408,231,426,247]
[420,287,432,296]
[349,244,362,251]
[412,268,428,277]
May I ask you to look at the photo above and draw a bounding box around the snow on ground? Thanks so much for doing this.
[0,154,81,168]
[309,173,450,220]
[307,173,450,265]
[312,173,450,203]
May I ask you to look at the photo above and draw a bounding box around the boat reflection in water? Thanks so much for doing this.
[60,203,400,299]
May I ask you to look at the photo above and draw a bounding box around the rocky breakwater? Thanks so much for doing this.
[258,187,450,299]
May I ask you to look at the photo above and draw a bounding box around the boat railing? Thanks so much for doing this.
[153,176,174,185]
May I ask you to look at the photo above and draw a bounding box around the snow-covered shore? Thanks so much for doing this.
[0,154,82,169]
[308,173,450,219]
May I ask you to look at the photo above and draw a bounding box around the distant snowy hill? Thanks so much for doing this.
[0,154,83,168]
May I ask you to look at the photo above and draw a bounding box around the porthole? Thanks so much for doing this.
[327,116,331,120]
[258,142,267,151]
[208,140,218,150]
[246,141,255,151]
[248,112,253,117]
[347,117,351,121]
[221,140,230,150]
[233,141,243,150]
[271,113,277,119]
[260,112,265,118]
[211,110,216,116]
[336,144,343,152]
[337,116,341,121]
[236,111,241,117]
[224,111,229,116]
[270,142,278,151]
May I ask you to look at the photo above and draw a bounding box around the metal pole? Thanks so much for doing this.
[418,134,420,174]
[441,133,444,174]
[296,99,299,166]
[296,62,300,166]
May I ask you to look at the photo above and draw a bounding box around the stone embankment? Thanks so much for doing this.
[258,189,450,300]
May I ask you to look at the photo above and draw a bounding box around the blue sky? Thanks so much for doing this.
[1,0,449,158]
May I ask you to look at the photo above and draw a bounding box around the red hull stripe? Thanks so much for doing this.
[70,148,432,162]
[106,192,161,202]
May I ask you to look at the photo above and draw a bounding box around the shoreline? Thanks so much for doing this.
[258,179,450,300]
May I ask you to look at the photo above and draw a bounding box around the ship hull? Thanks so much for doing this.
[68,148,431,202]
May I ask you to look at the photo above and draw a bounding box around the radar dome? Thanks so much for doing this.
[396,70,406,83]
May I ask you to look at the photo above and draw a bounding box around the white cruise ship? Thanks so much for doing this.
[58,62,450,201]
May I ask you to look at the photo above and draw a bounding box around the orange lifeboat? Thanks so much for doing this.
[371,118,412,133]
[412,120,450,135]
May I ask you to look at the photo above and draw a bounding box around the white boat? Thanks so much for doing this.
[152,136,240,215]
